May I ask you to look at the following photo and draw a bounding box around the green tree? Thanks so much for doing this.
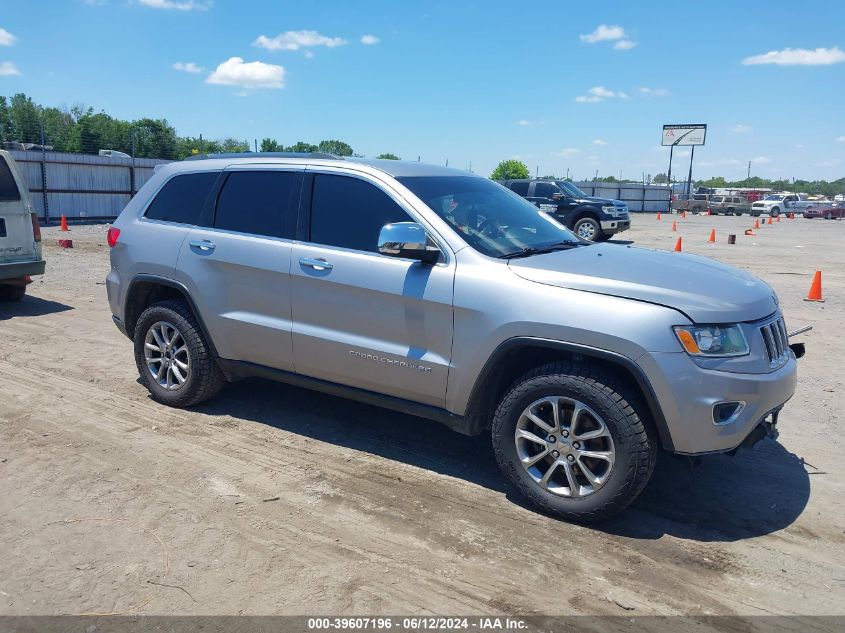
[318,139,354,156]
[286,141,319,153]
[7,93,41,144]
[376,152,400,160]
[652,172,669,184]
[490,159,529,180]
[260,138,283,152]
[218,137,249,154]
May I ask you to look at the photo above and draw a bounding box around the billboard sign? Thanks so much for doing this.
[662,124,707,146]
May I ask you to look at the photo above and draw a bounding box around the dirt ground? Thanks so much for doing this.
[0,214,843,618]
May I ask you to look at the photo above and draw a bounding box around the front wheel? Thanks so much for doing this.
[492,362,657,522]
[826,213,833,220]
[573,216,602,242]
[770,207,780,217]
[133,299,226,407]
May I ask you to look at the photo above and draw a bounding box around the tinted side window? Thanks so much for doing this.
[509,181,529,196]
[310,174,410,252]
[214,171,296,238]
[533,182,557,199]
[0,157,22,202]
[144,172,219,225]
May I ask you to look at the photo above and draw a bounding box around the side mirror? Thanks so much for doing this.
[552,192,564,201]
[378,222,440,264]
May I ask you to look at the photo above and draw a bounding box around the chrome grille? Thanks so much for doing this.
[760,316,789,368]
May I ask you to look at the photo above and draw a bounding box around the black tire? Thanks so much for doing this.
[0,284,26,302]
[492,361,656,522]
[133,299,226,407]
[825,213,833,220]
[770,207,780,217]
[573,216,603,242]
[726,208,735,215]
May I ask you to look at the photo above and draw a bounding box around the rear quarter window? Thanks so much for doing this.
[0,157,22,202]
[144,172,219,225]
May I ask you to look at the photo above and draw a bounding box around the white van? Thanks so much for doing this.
[0,150,45,301]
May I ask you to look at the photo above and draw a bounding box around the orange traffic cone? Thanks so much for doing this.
[805,271,824,302]
[60,215,69,232]
[745,229,755,236]
[706,208,712,216]
[657,212,662,221]
[754,218,760,229]
[671,220,677,232]
[768,216,773,225]
[673,237,682,252]
[682,210,687,219]
[776,215,781,222]
[789,212,795,220]
[708,229,716,243]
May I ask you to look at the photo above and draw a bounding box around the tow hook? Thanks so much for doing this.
[788,325,811,359]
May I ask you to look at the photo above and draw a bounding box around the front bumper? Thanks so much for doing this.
[601,218,630,234]
[0,258,46,282]
[637,350,798,455]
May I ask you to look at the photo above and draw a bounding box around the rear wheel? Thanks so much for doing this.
[133,299,226,407]
[492,361,657,522]
[0,284,26,302]
[826,212,833,220]
[573,216,602,242]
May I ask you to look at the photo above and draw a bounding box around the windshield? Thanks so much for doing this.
[556,181,587,197]
[765,195,784,201]
[398,176,584,258]
[710,196,725,203]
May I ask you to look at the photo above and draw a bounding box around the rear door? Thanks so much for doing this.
[289,169,455,407]
[0,152,36,264]
[175,165,304,371]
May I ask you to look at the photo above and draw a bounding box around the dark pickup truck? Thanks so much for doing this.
[497,178,630,241]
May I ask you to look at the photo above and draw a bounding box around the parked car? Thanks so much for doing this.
[671,193,711,214]
[707,195,752,216]
[107,153,800,521]
[498,178,629,241]
[751,194,832,217]
[0,150,45,301]
[803,202,845,220]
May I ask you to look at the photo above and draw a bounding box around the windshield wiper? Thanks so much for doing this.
[498,240,585,259]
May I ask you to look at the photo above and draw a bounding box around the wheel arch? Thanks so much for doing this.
[464,337,675,450]
[124,274,219,359]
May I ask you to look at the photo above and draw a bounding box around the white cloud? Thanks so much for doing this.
[138,0,211,10]
[731,124,752,133]
[0,61,21,76]
[580,24,625,43]
[814,158,842,168]
[742,46,845,66]
[639,87,668,96]
[698,158,744,168]
[836,136,845,143]
[552,148,581,157]
[253,30,346,52]
[614,40,637,50]
[593,139,607,145]
[172,61,203,73]
[575,86,628,103]
[360,34,380,45]
[0,28,16,46]
[516,119,543,127]
[206,57,285,89]
[303,50,314,59]
[751,156,771,163]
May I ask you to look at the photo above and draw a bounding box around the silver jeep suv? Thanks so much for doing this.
[106,154,799,521]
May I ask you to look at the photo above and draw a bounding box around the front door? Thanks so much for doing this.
[290,171,455,408]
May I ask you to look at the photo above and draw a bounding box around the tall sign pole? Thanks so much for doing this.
[667,144,675,184]
[685,145,695,198]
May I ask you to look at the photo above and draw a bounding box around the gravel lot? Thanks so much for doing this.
[0,214,842,619]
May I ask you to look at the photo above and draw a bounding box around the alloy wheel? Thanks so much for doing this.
[144,321,191,391]
[514,396,615,498]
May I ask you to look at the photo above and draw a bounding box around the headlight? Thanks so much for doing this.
[673,324,749,357]
[602,205,617,215]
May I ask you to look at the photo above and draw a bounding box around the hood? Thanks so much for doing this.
[508,243,777,323]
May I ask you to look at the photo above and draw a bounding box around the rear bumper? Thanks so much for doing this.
[637,351,798,455]
[0,258,45,282]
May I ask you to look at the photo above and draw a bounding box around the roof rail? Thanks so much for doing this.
[183,151,341,161]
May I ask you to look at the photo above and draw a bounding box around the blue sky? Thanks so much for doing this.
[1,0,843,181]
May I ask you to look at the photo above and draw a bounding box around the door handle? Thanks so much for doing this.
[299,257,333,271]
[189,239,216,252]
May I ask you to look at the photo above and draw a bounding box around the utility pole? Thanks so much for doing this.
[39,120,50,224]
[254,139,258,153]
[685,145,696,198]
[199,134,204,156]
[747,160,751,183]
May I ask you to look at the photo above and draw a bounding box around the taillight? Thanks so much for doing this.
[31,213,41,242]
[107,226,120,247]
